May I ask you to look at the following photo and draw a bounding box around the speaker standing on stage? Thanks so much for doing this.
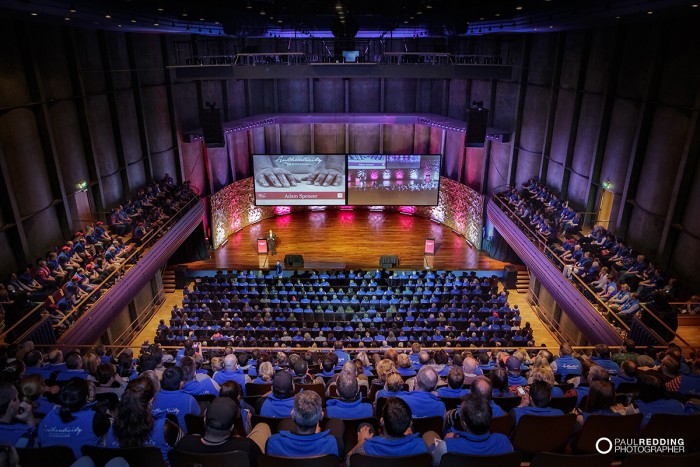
[267,229,277,255]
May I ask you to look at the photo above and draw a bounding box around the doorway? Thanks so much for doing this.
[597,188,614,230]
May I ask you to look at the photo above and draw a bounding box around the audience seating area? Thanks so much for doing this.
[0,176,197,340]
[496,182,682,343]
[154,269,534,349]
[1,336,698,467]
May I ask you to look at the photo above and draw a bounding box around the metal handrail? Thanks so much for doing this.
[53,195,199,330]
[492,193,630,332]
[492,192,691,347]
[111,284,165,348]
[0,193,199,343]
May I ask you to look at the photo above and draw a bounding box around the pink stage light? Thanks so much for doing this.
[340,206,355,210]
[370,171,379,180]
[395,170,404,179]
[274,206,291,215]
[399,206,415,215]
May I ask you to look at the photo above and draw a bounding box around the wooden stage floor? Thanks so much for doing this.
[186,210,508,271]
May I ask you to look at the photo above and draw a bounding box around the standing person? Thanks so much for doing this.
[275,260,283,277]
[267,230,277,256]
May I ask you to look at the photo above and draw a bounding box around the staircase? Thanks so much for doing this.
[162,266,177,294]
[516,269,530,294]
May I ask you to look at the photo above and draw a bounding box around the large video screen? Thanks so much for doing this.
[253,155,346,206]
[347,155,441,205]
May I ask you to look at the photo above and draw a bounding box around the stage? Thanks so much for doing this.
[185,210,509,271]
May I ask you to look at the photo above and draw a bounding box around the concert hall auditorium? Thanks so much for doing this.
[0,1,698,466]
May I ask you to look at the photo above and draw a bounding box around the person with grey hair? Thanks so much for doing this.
[213,354,251,394]
[575,364,610,408]
[461,357,481,386]
[266,391,342,457]
[398,366,446,418]
[326,372,373,419]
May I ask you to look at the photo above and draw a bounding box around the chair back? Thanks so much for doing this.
[327,416,379,455]
[350,453,432,467]
[410,416,444,436]
[547,395,577,414]
[251,415,291,434]
[185,414,206,436]
[258,454,339,467]
[511,414,576,456]
[530,452,613,467]
[572,414,643,454]
[169,449,250,467]
[489,415,513,435]
[438,397,463,410]
[438,452,522,467]
[17,446,76,467]
[640,413,700,451]
[294,383,326,401]
[620,452,700,467]
[81,445,165,467]
[246,383,273,397]
[492,397,521,413]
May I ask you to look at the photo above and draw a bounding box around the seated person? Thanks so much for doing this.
[326,372,373,419]
[260,371,296,418]
[666,357,700,395]
[627,374,685,426]
[575,365,610,408]
[266,391,342,458]
[510,381,564,426]
[431,394,513,467]
[437,366,470,398]
[375,371,407,401]
[347,397,428,462]
[151,366,200,433]
[0,382,37,447]
[576,381,622,426]
[175,397,269,467]
[398,366,446,419]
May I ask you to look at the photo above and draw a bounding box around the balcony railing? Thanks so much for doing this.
[491,192,690,348]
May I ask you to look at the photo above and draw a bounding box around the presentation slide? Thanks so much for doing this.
[347,155,441,206]
[253,155,346,206]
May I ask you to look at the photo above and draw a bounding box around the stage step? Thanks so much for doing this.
[515,269,530,294]
[162,268,176,294]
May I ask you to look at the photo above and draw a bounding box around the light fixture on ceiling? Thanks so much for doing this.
[69,3,77,13]
[105,12,112,19]
[130,16,137,23]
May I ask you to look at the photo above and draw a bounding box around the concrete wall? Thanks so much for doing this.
[2,17,700,291]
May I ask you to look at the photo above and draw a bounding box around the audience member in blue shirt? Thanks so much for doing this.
[180,356,220,395]
[266,391,341,457]
[398,366,446,419]
[348,397,428,461]
[505,356,528,387]
[38,378,111,458]
[611,360,638,389]
[576,381,622,425]
[213,354,251,394]
[575,365,611,408]
[553,344,582,381]
[260,372,296,418]
[436,366,471,398]
[326,372,373,419]
[106,376,182,461]
[0,382,37,448]
[590,344,621,376]
[631,374,685,426]
[510,381,564,425]
[152,366,200,433]
[432,394,513,467]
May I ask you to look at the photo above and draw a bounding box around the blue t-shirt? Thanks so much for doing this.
[266,429,339,457]
[436,387,470,398]
[38,407,102,458]
[0,422,35,447]
[398,391,446,419]
[152,389,200,433]
[260,395,295,418]
[554,356,582,379]
[325,398,373,419]
[511,406,564,425]
[634,399,685,426]
[441,430,513,456]
[213,369,248,394]
[363,433,428,456]
[182,378,219,396]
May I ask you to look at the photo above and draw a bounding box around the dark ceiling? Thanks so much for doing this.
[3,0,699,37]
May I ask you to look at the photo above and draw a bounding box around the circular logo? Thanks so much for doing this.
[596,437,613,455]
